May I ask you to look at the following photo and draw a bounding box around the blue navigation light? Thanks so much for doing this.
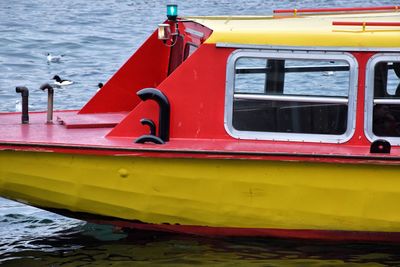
[167,4,178,20]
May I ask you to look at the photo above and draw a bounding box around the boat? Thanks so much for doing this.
[1,5,400,242]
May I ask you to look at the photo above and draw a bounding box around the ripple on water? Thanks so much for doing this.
[3,228,400,266]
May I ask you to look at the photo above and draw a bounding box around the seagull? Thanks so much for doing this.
[96,83,103,92]
[52,75,73,86]
[47,53,64,63]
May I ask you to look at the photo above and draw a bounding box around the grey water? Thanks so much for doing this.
[1,0,400,265]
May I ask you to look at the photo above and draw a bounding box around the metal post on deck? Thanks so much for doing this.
[15,86,29,124]
[40,83,54,124]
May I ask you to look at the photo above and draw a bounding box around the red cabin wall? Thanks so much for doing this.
[90,20,380,150]
[108,44,234,139]
[108,47,380,149]
[351,52,375,146]
[79,31,170,114]
[79,21,212,115]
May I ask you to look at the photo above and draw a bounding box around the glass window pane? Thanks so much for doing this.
[374,62,400,97]
[235,58,267,93]
[373,104,400,137]
[232,57,350,135]
[284,59,349,97]
[184,43,198,60]
[373,61,400,137]
[233,100,347,134]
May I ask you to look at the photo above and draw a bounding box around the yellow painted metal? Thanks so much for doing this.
[188,12,400,47]
[1,150,400,232]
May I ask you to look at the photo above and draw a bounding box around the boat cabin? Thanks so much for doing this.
[2,7,400,157]
[69,7,400,155]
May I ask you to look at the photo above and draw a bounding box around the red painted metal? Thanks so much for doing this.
[2,110,400,164]
[333,21,400,27]
[57,112,128,129]
[1,141,399,165]
[180,21,212,45]
[92,219,400,242]
[351,52,375,146]
[107,44,233,139]
[274,6,399,14]
[79,21,212,115]
[79,30,170,114]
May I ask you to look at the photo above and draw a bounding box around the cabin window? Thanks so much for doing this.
[184,43,198,60]
[365,54,400,143]
[225,50,358,143]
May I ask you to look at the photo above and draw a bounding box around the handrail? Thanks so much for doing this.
[332,21,400,31]
[274,6,399,15]
[374,99,400,105]
[234,94,348,104]
[134,88,170,144]
[236,65,349,74]
[333,21,400,27]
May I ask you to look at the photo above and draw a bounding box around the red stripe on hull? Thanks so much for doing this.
[91,220,400,243]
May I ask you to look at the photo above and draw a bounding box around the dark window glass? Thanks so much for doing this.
[232,58,350,135]
[233,100,347,134]
[373,62,400,137]
[183,43,198,60]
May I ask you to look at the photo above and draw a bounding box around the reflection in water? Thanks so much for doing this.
[2,220,400,266]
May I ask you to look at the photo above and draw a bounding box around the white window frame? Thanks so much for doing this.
[224,49,358,143]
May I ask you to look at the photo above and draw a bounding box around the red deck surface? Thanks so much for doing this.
[57,112,128,129]
[0,111,398,163]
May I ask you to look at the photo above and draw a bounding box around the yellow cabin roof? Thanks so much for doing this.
[188,12,400,47]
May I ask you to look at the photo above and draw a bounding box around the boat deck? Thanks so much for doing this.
[0,111,398,162]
